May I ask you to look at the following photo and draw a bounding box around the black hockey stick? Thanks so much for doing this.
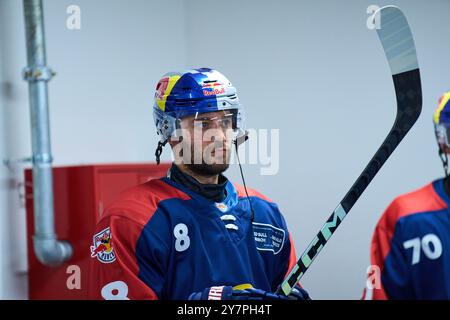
[277,6,422,296]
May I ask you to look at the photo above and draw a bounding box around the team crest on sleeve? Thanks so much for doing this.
[252,222,285,255]
[90,227,116,263]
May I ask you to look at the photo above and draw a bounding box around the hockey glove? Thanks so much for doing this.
[188,285,310,300]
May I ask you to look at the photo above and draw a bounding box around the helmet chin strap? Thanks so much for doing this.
[155,139,168,165]
[233,130,255,222]
[438,145,449,178]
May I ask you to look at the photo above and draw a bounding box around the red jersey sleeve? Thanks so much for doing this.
[88,215,159,300]
[366,224,391,300]
[365,199,402,300]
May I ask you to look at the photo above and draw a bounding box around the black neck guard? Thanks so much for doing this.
[168,164,228,203]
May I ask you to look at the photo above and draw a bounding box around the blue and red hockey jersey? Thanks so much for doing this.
[88,177,298,300]
[365,178,450,300]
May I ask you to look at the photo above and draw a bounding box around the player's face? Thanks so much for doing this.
[171,110,234,175]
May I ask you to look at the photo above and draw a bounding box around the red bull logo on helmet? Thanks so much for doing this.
[90,227,116,263]
[203,85,225,97]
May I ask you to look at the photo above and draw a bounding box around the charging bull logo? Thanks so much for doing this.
[90,227,116,263]
[155,77,169,100]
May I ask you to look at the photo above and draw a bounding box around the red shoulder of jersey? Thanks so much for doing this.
[102,179,191,225]
[233,183,273,203]
[377,182,447,236]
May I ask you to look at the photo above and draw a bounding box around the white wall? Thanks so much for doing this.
[0,0,32,300]
[1,0,450,299]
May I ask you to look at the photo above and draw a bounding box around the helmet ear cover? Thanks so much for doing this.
[434,122,450,177]
[435,123,450,149]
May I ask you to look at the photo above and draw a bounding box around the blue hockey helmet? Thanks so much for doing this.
[153,68,244,142]
[433,91,450,148]
[152,68,245,163]
[433,91,450,176]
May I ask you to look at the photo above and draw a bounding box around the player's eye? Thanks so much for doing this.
[198,120,211,129]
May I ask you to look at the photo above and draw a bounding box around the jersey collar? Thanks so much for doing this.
[161,176,239,213]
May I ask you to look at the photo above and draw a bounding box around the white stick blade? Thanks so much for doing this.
[375,5,419,75]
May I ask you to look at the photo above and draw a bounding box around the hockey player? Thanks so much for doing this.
[364,92,450,300]
[88,68,309,300]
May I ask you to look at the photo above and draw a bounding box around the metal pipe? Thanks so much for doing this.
[23,0,72,266]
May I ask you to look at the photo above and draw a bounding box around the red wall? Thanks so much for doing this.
[25,163,170,299]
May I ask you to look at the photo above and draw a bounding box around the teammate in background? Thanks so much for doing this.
[364,92,450,300]
[88,68,309,300]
